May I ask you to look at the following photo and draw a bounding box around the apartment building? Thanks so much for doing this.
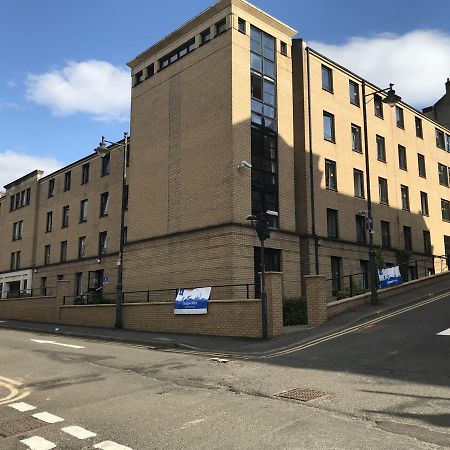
[1,0,450,301]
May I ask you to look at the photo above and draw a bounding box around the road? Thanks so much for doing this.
[0,293,449,449]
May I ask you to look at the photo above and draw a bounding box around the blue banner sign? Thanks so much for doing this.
[378,266,403,289]
[174,287,211,315]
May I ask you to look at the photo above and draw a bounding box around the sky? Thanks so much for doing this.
[1,0,450,188]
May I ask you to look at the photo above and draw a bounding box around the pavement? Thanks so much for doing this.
[1,273,449,357]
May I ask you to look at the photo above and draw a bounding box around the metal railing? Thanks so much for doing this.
[0,287,55,299]
[63,283,255,306]
[327,254,448,302]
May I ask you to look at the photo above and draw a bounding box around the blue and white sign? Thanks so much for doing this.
[174,287,211,315]
[103,276,109,285]
[378,266,403,289]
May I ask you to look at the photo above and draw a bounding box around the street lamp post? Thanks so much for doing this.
[94,132,129,328]
[247,210,278,340]
[362,82,401,305]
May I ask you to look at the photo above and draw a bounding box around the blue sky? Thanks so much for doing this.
[1,0,450,187]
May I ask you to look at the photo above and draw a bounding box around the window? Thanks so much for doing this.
[80,199,88,222]
[396,106,404,129]
[48,179,55,198]
[60,241,67,263]
[327,208,339,239]
[44,245,51,265]
[10,251,21,271]
[159,38,196,69]
[419,191,429,216]
[403,226,412,251]
[436,128,445,149]
[123,226,128,245]
[438,163,449,187]
[12,220,23,241]
[323,111,335,142]
[351,124,362,153]
[101,153,110,176]
[124,184,129,209]
[374,94,383,118]
[398,145,407,170]
[81,163,89,184]
[415,117,423,138]
[353,169,365,198]
[40,277,48,296]
[280,41,288,56]
[381,221,391,247]
[423,230,432,255]
[325,159,337,190]
[134,70,144,86]
[100,192,109,217]
[349,80,360,106]
[444,236,450,262]
[356,215,367,244]
[146,64,154,79]
[401,185,410,211]
[46,211,53,232]
[447,134,450,152]
[64,171,71,191]
[201,28,211,44]
[379,177,388,204]
[10,188,31,211]
[442,199,450,222]
[78,236,86,259]
[321,65,333,92]
[376,135,386,162]
[75,272,83,296]
[98,231,107,256]
[216,18,226,35]
[62,205,69,228]
[418,154,426,178]
[330,256,342,295]
[238,18,246,34]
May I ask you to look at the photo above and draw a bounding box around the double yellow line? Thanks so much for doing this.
[0,375,30,406]
[263,291,450,359]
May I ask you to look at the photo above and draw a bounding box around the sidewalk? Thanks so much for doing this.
[2,278,448,357]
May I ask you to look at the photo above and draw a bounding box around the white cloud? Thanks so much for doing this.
[0,150,63,189]
[310,29,450,108]
[26,60,130,122]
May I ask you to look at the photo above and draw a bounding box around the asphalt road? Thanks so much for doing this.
[0,293,449,449]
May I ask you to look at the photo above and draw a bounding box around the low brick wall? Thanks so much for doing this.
[60,304,115,328]
[0,296,59,323]
[122,299,262,338]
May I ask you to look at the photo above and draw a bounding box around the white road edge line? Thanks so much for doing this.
[32,412,64,424]
[20,436,56,450]
[9,402,36,412]
[30,339,85,349]
[437,328,450,335]
[61,425,97,439]
[94,441,134,450]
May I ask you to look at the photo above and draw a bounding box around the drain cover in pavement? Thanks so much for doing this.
[0,416,44,437]
[276,388,327,402]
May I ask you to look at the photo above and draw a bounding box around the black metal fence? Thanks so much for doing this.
[63,283,255,306]
[327,255,448,302]
[0,287,55,300]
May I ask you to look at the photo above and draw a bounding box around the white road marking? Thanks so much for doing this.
[9,401,36,411]
[30,339,85,349]
[94,441,133,450]
[32,411,64,424]
[437,328,450,335]
[20,436,56,450]
[61,425,97,439]
[180,418,206,430]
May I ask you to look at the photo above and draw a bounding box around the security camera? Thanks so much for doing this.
[266,210,279,217]
[238,160,252,170]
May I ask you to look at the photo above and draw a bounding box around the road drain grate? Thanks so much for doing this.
[0,416,44,437]
[276,388,327,402]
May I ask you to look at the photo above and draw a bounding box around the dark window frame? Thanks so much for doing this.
[418,153,426,178]
[396,106,405,129]
[379,177,389,205]
[374,94,384,118]
[401,185,410,211]
[398,145,407,171]
[353,169,365,198]
[63,171,71,192]
[349,80,360,106]
[325,159,337,191]
[327,208,339,239]
[321,65,333,93]
[81,163,90,184]
[323,111,335,143]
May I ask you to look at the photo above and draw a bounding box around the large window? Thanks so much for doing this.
[415,117,423,138]
[355,215,366,244]
[10,251,21,271]
[420,191,429,216]
[351,124,362,153]
[100,192,109,217]
[64,171,71,191]
[396,106,404,129]
[44,245,51,265]
[438,163,449,187]
[353,169,365,198]
[376,135,386,162]
[442,199,450,222]
[12,220,23,241]
[323,111,335,142]
[398,145,407,170]
[327,208,339,239]
[80,199,88,223]
[46,211,53,232]
[418,154,426,178]
[81,163,89,184]
[48,179,55,198]
[423,230,432,255]
[374,94,383,118]
[62,205,69,228]
[401,185,410,211]
[78,236,86,259]
[325,159,337,190]
[381,221,391,248]
[101,153,110,176]
[403,226,412,251]
[60,241,67,263]
[321,65,333,92]
[349,80,360,106]
[436,128,445,149]
[98,231,107,256]
[379,177,388,205]
[10,188,31,211]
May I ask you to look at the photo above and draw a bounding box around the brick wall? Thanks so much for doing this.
[0,296,59,323]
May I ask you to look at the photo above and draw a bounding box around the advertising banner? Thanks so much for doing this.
[174,287,211,315]
[378,266,403,289]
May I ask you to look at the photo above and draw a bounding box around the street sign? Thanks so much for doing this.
[103,276,109,285]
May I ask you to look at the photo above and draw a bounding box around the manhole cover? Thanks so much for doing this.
[276,388,327,402]
[0,416,44,437]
